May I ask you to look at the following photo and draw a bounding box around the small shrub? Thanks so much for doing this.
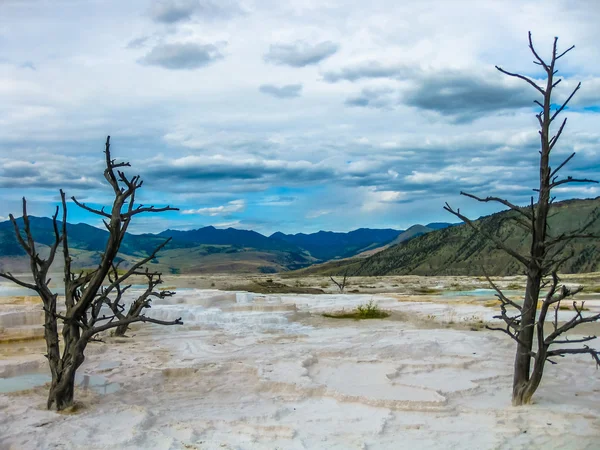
[322,300,389,320]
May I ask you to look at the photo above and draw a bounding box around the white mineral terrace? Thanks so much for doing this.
[0,284,599,449]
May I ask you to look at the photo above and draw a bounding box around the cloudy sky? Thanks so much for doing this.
[1,0,599,235]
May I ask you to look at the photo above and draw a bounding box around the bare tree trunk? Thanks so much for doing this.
[114,300,145,337]
[512,272,541,405]
[47,329,86,410]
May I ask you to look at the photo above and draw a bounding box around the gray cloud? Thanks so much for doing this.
[323,62,407,82]
[0,161,40,178]
[126,36,149,49]
[345,87,396,109]
[264,41,339,67]
[403,72,533,122]
[139,42,223,70]
[146,155,335,185]
[336,66,534,121]
[259,83,302,98]
[150,0,243,23]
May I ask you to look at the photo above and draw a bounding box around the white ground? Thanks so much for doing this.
[1,288,599,449]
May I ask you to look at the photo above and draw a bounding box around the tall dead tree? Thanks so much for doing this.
[444,32,600,406]
[0,136,183,410]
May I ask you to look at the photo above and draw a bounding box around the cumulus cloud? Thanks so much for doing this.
[360,187,409,213]
[182,199,246,216]
[259,83,302,98]
[264,41,339,67]
[139,42,224,69]
[150,0,242,23]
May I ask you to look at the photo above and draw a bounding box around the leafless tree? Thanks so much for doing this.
[444,32,600,406]
[330,270,349,293]
[0,136,183,410]
[105,266,175,337]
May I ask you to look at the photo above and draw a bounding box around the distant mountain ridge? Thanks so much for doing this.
[0,218,451,274]
[270,228,402,260]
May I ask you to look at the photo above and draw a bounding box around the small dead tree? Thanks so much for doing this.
[330,269,349,293]
[444,33,599,406]
[104,266,175,337]
[0,136,183,410]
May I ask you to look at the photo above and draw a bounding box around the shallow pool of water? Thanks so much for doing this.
[442,289,522,298]
[0,371,120,395]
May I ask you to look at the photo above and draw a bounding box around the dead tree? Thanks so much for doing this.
[444,33,599,406]
[0,136,183,411]
[103,266,175,337]
[330,270,349,293]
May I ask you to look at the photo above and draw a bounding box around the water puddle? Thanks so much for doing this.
[0,371,120,395]
[442,289,521,298]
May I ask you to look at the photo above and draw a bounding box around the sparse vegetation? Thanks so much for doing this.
[225,280,324,294]
[322,300,389,320]
[414,287,442,295]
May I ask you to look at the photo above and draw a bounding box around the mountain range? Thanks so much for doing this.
[4,196,597,277]
[0,217,450,274]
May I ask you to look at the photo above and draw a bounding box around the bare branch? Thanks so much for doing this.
[102,238,172,296]
[460,192,532,220]
[71,197,111,218]
[550,82,581,123]
[443,203,530,266]
[123,204,179,218]
[85,314,183,338]
[551,336,597,345]
[550,176,598,189]
[484,272,522,311]
[549,150,574,178]
[0,272,38,291]
[486,324,530,348]
[495,65,545,95]
[556,44,575,60]
[546,345,600,366]
[528,31,549,72]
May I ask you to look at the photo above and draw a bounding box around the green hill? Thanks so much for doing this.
[293,197,600,277]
